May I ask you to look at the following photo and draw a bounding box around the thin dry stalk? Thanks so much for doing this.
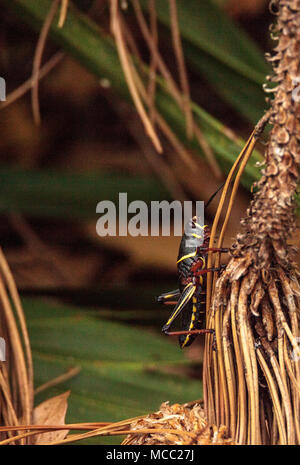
[168,0,193,139]
[1,52,64,111]
[31,0,60,125]
[0,404,233,445]
[0,249,34,444]
[147,0,158,123]
[110,0,162,153]
[58,0,69,28]
[0,406,208,445]
[230,281,247,444]
[121,33,198,170]
[34,366,81,395]
[130,0,222,177]
[111,99,187,201]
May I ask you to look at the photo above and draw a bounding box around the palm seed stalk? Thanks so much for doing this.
[203,0,300,445]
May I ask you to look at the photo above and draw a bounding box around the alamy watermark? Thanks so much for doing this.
[0,77,6,102]
[0,337,5,362]
[292,77,300,102]
[291,337,300,362]
[96,193,205,245]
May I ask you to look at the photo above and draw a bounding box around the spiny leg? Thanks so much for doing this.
[158,287,206,306]
[164,300,206,305]
[198,247,229,253]
[195,265,226,276]
[164,328,214,337]
[165,328,216,350]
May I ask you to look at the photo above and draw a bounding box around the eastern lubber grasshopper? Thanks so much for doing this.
[157,111,272,348]
[157,185,228,348]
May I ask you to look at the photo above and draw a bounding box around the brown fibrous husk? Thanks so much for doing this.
[123,402,235,445]
[203,0,300,445]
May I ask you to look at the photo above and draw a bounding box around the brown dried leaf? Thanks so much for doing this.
[32,391,70,444]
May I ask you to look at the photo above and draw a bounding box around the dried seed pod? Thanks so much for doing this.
[123,402,235,445]
[204,0,300,446]
[275,127,290,144]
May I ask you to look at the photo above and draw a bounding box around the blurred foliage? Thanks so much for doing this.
[4,0,266,192]
[1,0,299,443]
[139,0,269,123]
[0,167,170,219]
[26,297,204,444]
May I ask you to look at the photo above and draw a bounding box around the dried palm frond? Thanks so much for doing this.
[0,249,34,445]
[0,402,234,445]
[203,0,300,445]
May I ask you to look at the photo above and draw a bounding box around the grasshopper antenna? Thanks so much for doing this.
[205,182,226,209]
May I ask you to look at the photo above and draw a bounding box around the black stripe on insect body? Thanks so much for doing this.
[157,185,228,348]
[160,218,211,348]
[178,288,206,348]
[176,217,210,291]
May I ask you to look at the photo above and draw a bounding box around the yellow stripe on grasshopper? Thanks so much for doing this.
[181,296,198,348]
[191,233,203,239]
[193,222,208,230]
[198,256,206,286]
[165,283,196,327]
[163,293,177,299]
[176,251,197,264]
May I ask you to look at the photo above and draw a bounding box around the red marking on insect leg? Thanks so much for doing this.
[195,265,226,276]
[165,329,214,337]
[198,247,229,253]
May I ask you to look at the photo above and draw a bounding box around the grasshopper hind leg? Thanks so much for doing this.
[161,283,196,334]
[156,289,180,304]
